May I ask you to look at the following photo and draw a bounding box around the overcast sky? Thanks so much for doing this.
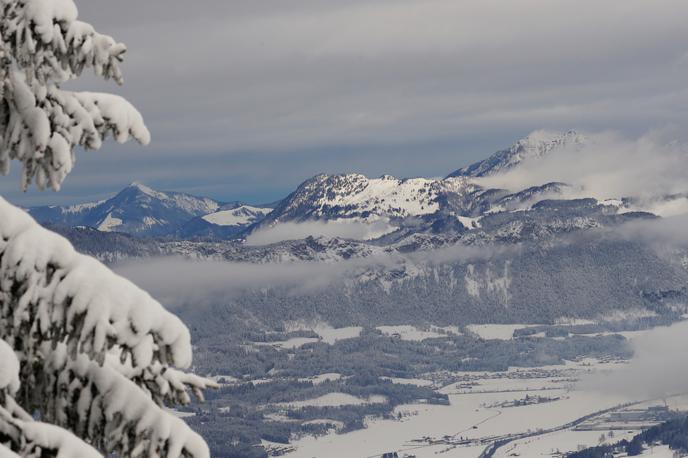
[2,0,687,206]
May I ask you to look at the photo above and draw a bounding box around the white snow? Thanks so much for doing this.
[0,2,214,455]
[380,377,434,387]
[277,393,387,409]
[284,359,638,458]
[283,322,363,345]
[97,212,123,231]
[202,205,271,226]
[325,175,441,217]
[142,216,162,228]
[635,445,678,457]
[0,197,194,369]
[255,337,320,349]
[466,324,537,340]
[246,218,397,245]
[495,429,636,457]
[128,182,219,215]
[457,215,482,229]
[0,340,20,395]
[462,263,512,304]
[278,173,479,222]
[299,373,343,385]
[19,421,101,458]
[311,324,363,344]
[376,325,454,341]
[63,200,106,214]
[465,265,481,298]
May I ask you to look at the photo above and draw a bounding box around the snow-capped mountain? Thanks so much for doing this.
[29,183,275,238]
[28,183,225,236]
[255,173,480,227]
[448,130,586,178]
[29,129,666,245]
[203,205,272,226]
[176,205,273,239]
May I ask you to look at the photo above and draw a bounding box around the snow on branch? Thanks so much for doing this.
[1,71,150,191]
[0,339,19,396]
[33,345,210,458]
[110,356,217,407]
[0,197,193,370]
[0,0,151,191]
[0,412,103,458]
[1,0,127,83]
[0,339,101,457]
[0,199,216,457]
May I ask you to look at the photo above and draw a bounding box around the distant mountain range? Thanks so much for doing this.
[26,130,601,241]
[30,129,687,252]
[28,182,273,238]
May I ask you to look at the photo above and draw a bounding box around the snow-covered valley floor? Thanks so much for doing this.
[280,357,684,458]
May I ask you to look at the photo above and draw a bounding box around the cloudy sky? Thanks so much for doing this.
[2,0,687,206]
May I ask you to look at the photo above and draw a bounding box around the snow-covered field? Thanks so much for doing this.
[495,429,636,457]
[376,325,459,341]
[252,324,363,349]
[283,359,671,458]
[276,393,387,409]
[465,324,536,340]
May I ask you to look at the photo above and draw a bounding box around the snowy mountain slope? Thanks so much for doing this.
[249,172,579,244]
[28,182,223,236]
[27,129,671,247]
[254,174,481,230]
[176,205,273,239]
[202,205,272,226]
[448,130,586,178]
[249,132,588,240]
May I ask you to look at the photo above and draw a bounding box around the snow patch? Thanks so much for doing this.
[97,212,122,232]
[276,393,387,408]
[376,325,457,341]
[202,205,271,226]
[466,324,537,340]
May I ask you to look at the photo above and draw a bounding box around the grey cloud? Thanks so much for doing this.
[476,129,688,204]
[111,243,505,308]
[583,321,688,399]
[3,0,688,206]
[245,220,396,246]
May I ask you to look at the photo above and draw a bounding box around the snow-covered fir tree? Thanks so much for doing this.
[0,1,216,456]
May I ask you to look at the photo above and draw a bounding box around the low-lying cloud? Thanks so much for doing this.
[476,129,688,206]
[245,219,396,246]
[113,243,506,308]
[616,213,688,247]
[583,321,688,399]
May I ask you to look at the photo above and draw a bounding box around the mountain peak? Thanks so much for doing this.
[125,181,162,198]
[29,183,223,236]
[448,129,587,178]
[515,129,585,154]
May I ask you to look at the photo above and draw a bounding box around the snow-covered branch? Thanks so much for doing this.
[27,344,209,457]
[0,0,150,191]
[1,70,150,191]
[0,199,215,457]
[0,197,190,369]
[0,2,214,456]
[0,338,102,457]
[0,0,127,83]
